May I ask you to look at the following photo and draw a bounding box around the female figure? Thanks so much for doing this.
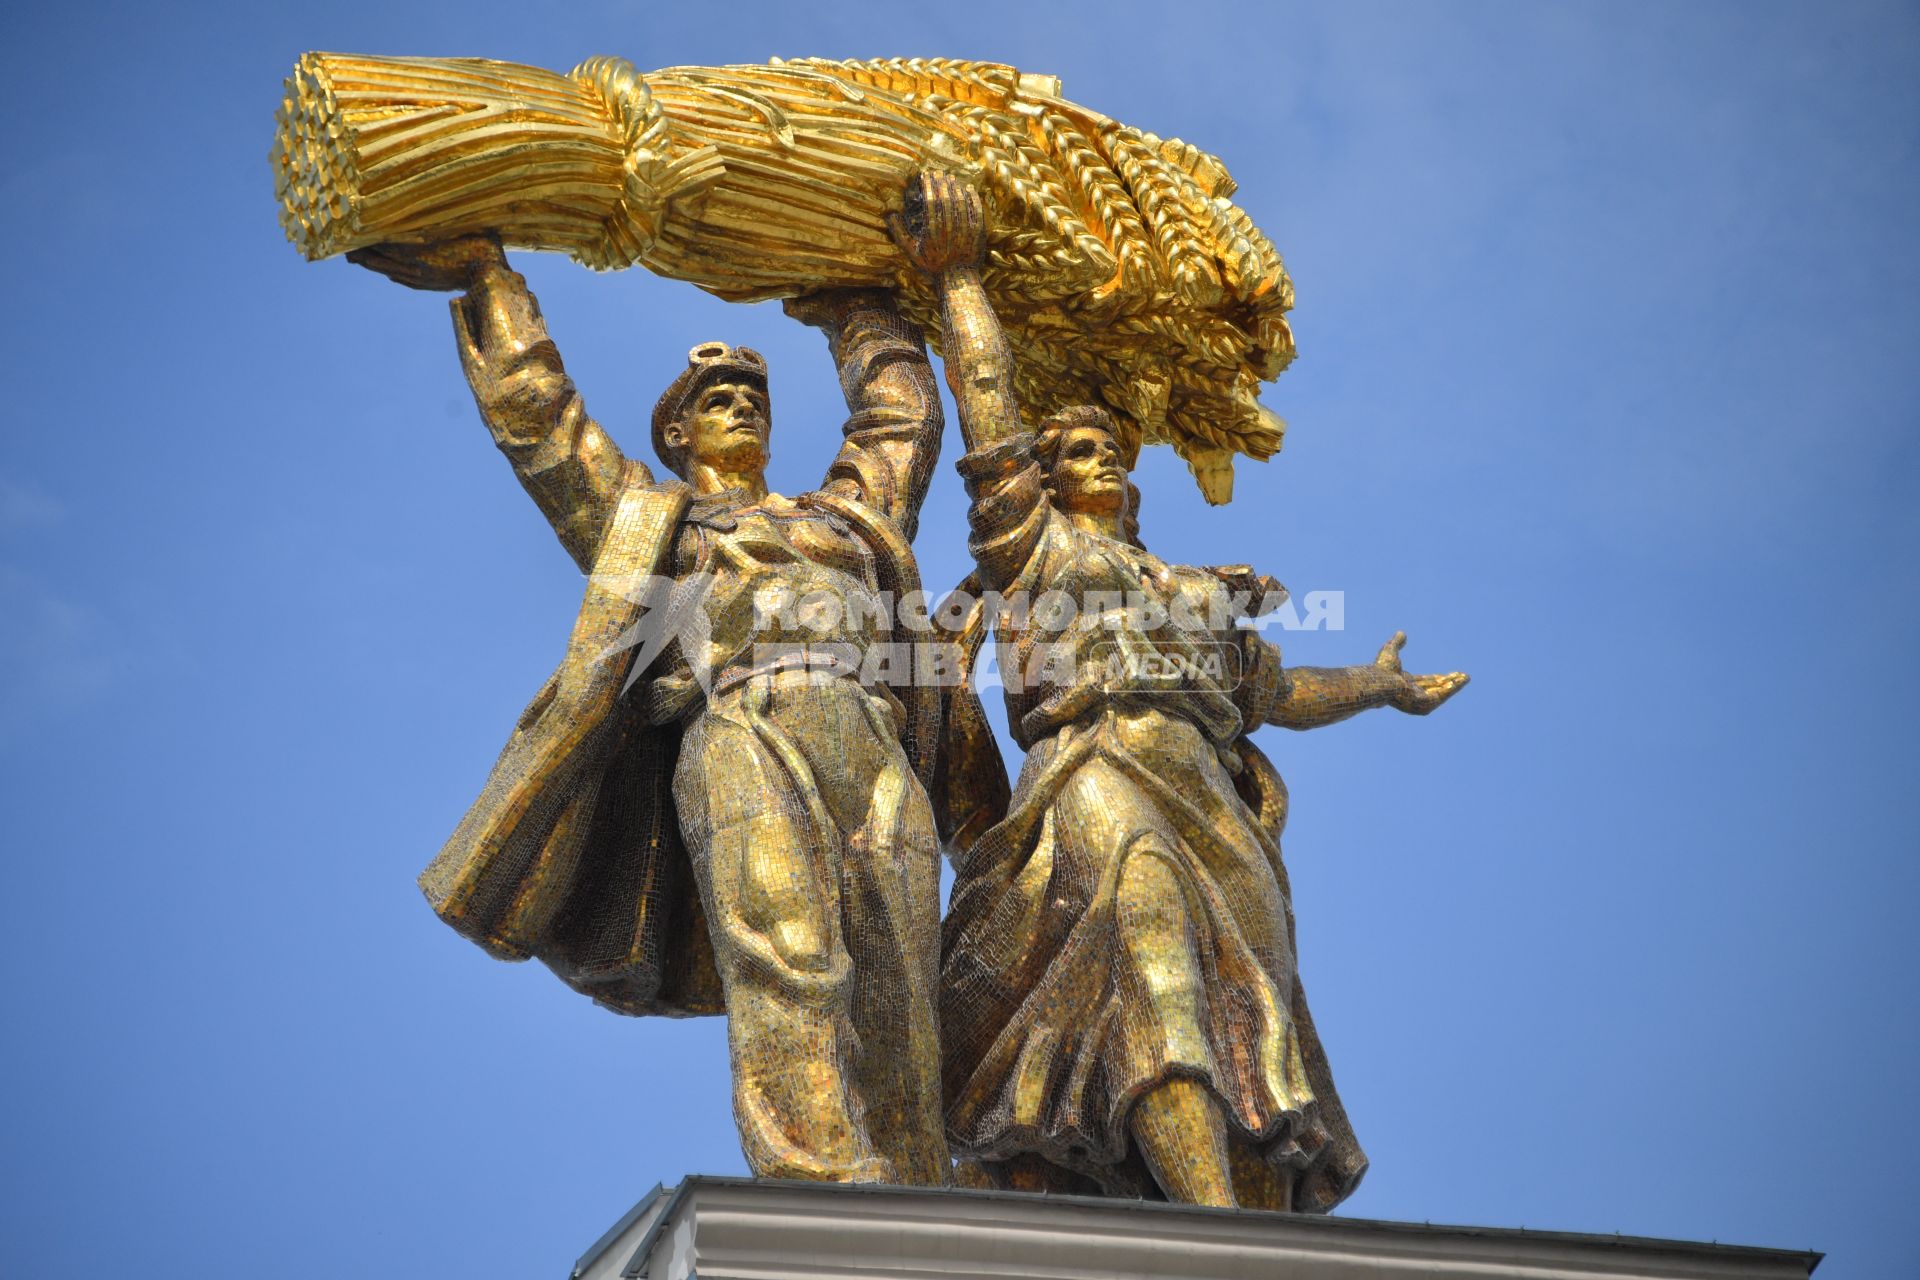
[901,175,1468,1210]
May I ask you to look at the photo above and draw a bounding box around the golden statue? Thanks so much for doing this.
[272,53,1294,501]
[275,50,1471,1207]
[347,227,993,1185]
[896,175,1469,1210]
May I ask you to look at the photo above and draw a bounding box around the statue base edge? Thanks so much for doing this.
[571,1175,1819,1280]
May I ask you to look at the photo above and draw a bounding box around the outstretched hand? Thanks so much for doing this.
[888,169,986,277]
[1375,631,1470,715]
[346,233,506,291]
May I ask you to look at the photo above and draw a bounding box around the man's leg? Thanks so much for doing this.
[789,684,951,1185]
[674,700,889,1182]
[837,738,950,1184]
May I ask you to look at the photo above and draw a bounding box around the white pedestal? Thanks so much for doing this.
[571,1177,1818,1280]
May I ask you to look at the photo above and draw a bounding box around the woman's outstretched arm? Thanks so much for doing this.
[1267,632,1470,730]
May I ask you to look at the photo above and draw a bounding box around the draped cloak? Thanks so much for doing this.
[412,269,1003,1021]
[415,475,1003,1019]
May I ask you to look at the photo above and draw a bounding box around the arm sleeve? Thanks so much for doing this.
[806,290,944,540]
[954,432,1055,593]
[1234,630,1290,732]
[934,265,1024,452]
[451,264,646,570]
[1265,661,1396,731]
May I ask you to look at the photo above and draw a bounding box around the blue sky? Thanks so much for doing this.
[2,2,1915,1275]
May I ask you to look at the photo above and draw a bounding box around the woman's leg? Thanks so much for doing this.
[1115,848,1237,1206]
[1228,1134,1296,1211]
[1131,1077,1236,1206]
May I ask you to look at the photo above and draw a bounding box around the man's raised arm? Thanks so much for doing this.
[789,288,944,540]
[350,236,645,571]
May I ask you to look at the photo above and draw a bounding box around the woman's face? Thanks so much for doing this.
[1048,424,1129,518]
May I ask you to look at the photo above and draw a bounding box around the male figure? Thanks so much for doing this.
[349,227,953,1185]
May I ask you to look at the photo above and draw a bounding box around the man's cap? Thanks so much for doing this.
[651,341,769,464]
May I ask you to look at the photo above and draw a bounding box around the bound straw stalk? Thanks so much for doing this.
[272,53,1296,501]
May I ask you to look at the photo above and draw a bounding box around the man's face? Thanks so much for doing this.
[1049,424,1129,517]
[670,378,771,476]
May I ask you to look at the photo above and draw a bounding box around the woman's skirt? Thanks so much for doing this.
[941,705,1361,1207]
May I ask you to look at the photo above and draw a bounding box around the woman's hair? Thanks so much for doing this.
[1033,405,1145,549]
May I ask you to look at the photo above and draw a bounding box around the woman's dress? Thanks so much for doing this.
[940,434,1367,1211]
